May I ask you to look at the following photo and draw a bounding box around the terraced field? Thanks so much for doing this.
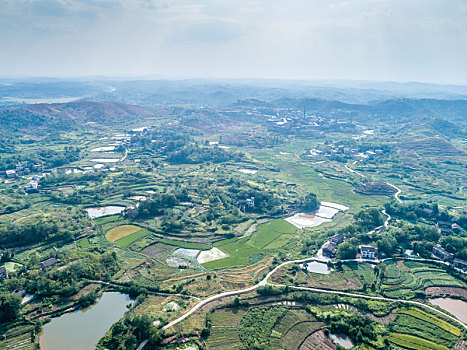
[396,307,461,336]
[0,328,35,350]
[390,306,460,349]
[206,309,246,349]
[380,260,466,299]
[270,309,325,349]
[387,333,449,350]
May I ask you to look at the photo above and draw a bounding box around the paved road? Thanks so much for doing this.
[120,148,129,162]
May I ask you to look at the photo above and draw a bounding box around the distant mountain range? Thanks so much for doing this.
[1,78,467,107]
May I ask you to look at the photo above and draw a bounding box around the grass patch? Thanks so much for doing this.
[205,237,260,268]
[114,229,152,248]
[106,225,142,242]
[94,214,121,225]
[387,333,449,350]
[77,238,91,248]
[396,307,461,336]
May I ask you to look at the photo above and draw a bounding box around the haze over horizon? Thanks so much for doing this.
[1,0,467,84]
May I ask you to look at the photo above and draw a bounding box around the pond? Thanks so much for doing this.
[85,206,125,218]
[285,213,331,229]
[429,298,467,323]
[40,292,131,350]
[330,333,354,349]
[239,168,258,174]
[300,261,333,274]
[91,158,120,163]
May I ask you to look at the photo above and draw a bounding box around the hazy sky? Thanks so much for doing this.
[1,0,466,83]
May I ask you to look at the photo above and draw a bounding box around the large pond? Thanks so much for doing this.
[40,292,131,350]
[429,298,467,323]
[85,206,125,218]
[301,261,333,274]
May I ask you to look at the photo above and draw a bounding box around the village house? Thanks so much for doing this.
[432,244,454,262]
[238,197,255,207]
[437,221,453,235]
[453,258,467,270]
[24,181,40,193]
[360,245,377,260]
[0,266,8,279]
[322,242,337,258]
[330,233,345,245]
[5,169,17,178]
[40,257,58,270]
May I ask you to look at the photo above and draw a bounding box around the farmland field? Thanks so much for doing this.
[114,229,152,248]
[106,224,142,242]
[395,307,461,336]
[387,333,449,350]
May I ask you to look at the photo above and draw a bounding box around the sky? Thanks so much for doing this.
[1,0,466,84]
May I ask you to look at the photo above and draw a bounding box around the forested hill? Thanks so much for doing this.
[0,101,157,133]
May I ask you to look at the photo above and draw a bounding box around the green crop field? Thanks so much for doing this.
[94,214,121,225]
[114,229,152,248]
[247,219,296,250]
[396,308,461,336]
[158,238,211,250]
[387,333,449,350]
[204,237,260,268]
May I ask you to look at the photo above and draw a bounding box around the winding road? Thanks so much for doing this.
[160,256,467,333]
[344,163,402,203]
[137,166,449,348]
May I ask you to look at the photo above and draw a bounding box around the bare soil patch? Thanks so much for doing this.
[425,286,467,298]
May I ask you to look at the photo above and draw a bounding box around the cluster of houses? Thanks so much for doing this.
[322,233,345,258]
[437,221,462,235]
[4,163,44,193]
[4,163,43,179]
[306,144,384,162]
[0,257,59,280]
[432,244,467,270]
[321,234,378,260]
[238,197,255,208]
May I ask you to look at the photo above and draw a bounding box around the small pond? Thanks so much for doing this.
[85,206,125,218]
[301,261,333,274]
[429,298,467,323]
[239,168,258,174]
[40,292,131,350]
[330,333,354,349]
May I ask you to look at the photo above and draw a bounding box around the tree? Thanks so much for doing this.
[300,193,320,212]
[337,242,358,259]
[0,294,22,322]
[377,234,397,256]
